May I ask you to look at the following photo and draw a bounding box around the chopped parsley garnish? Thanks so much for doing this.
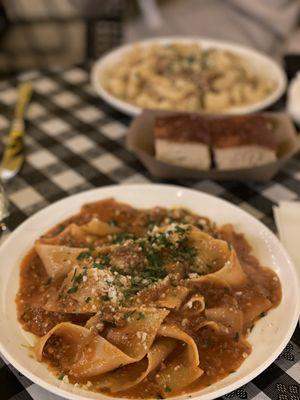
[108,219,118,226]
[110,266,126,275]
[77,250,92,260]
[146,225,197,265]
[69,268,87,293]
[174,225,187,235]
[102,319,116,327]
[137,312,145,320]
[147,221,155,230]
[138,249,166,283]
[45,277,52,285]
[187,55,196,64]
[93,262,105,270]
[121,224,199,301]
[171,243,197,264]
[140,265,165,282]
[71,267,77,282]
[67,286,78,294]
[138,234,168,281]
[124,310,136,320]
[111,232,136,244]
[103,254,110,264]
[148,232,171,248]
[93,254,110,269]
[123,310,145,320]
[69,223,199,306]
[123,284,141,300]
[146,250,164,269]
[85,296,91,303]
[73,272,84,284]
[164,386,172,392]
[179,245,197,262]
[58,373,65,380]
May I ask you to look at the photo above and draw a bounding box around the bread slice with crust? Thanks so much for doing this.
[211,115,277,170]
[154,113,277,171]
[154,114,211,170]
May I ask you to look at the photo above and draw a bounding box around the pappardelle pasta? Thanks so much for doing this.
[103,43,276,112]
[17,199,281,398]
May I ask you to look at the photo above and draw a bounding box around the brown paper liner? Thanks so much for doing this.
[126,110,299,182]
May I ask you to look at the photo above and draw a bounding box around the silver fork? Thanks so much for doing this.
[0,82,32,240]
[0,82,32,181]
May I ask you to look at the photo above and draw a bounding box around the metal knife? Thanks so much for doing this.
[0,82,32,181]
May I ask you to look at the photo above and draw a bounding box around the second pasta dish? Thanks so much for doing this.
[103,43,276,112]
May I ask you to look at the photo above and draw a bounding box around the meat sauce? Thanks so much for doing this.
[16,199,282,398]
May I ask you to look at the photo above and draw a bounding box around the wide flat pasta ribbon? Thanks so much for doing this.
[41,242,141,313]
[189,228,230,274]
[239,292,272,329]
[40,219,121,246]
[95,337,177,392]
[103,309,168,359]
[35,243,88,280]
[35,322,92,367]
[205,306,243,335]
[157,286,190,309]
[81,218,121,236]
[44,265,120,313]
[208,249,247,287]
[155,324,203,396]
[35,308,169,379]
[188,247,247,289]
[39,224,89,245]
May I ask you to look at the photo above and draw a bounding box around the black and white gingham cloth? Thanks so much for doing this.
[0,65,299,400]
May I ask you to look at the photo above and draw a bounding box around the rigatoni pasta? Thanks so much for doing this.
[103,43,276,113]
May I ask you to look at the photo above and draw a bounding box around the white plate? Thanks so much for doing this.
[91,37,287,116]
[0,184,299,400]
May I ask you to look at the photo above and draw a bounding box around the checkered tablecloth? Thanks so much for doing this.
[0,65,299,400]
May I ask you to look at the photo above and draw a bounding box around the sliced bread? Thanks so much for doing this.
[154,114,211,170]
[211,115,277,170]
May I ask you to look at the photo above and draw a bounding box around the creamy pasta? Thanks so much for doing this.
[103,43,276,112]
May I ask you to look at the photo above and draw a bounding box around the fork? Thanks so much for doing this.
[0,82,32,181]
[0,82,32,239]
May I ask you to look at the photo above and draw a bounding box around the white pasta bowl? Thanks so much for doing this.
[0,184,299,400]
[91,37,287,116]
